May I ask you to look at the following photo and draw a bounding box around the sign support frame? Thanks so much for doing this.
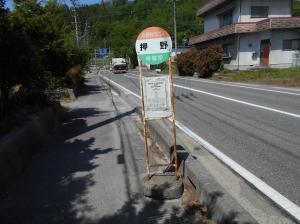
[138,59,151,177]
[168,57,179,178]
[137,57,179,179]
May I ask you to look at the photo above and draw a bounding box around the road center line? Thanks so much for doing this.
[99,73,300,222]
[121,73,300,119]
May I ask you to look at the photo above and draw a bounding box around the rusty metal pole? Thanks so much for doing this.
[138,59,151,177]
[168,57,179,178]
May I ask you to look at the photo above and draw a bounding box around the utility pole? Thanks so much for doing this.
[71,0,79,47]
[173,0,178,60]
[84,21,90,46]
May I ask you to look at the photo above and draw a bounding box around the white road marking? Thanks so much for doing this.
[173,119,300,222]
[274,86,300,92]
[174,84,300,119]
[101,75,140,98]
[175,77,300,96]
[124,74,136,79]
[120,73,300,119]
[127,72,300,94]
[129,72,300,95]
[99,73,300,222]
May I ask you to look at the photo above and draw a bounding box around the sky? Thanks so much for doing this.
[5,0,108,9]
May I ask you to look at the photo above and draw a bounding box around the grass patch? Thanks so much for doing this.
[214,68,300,87]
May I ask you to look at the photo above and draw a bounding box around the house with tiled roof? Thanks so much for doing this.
[190,0,300,70]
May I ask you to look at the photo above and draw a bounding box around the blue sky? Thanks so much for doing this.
[5,0,107,9]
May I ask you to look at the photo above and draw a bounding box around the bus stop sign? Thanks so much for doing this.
[135,27,172,65]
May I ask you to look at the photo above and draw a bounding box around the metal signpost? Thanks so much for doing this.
[135,27,179,178]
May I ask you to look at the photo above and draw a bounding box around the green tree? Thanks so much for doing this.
[1,0,88,111]
[75,0,206,66]
[0,0,36,100]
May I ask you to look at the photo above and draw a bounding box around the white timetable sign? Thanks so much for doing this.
[143,76,172,119]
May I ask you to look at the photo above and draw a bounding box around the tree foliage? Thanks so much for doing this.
[177,45,223,78]
[196,45,223,78]
[0,0,88,119]
[293,0,300,16]
[76,0,206,62]
[77,0,300,63]
[177,48,197,76]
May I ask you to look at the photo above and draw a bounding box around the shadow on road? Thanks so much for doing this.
[0,78,204,224]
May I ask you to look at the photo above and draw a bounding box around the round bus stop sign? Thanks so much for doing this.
[135,27,172,65]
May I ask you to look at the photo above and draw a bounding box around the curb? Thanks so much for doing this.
[0,107,61,198]
[99,74,257,223]
[144,117,258,224]
[99,73,296,224]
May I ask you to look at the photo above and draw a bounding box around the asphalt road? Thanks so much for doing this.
[100,70,300,207]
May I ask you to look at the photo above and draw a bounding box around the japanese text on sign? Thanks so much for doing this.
[135,27,172,65]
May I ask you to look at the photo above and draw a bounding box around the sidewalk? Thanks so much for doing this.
[0,74,190,224]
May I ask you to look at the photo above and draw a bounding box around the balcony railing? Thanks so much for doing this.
[190,17,300,45]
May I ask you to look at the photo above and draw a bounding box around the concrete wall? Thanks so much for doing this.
[0,108,60,198]
[224,30,300,70]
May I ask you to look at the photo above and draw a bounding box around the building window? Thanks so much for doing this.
[219,12,233,27]
[223,44,233,58]
[223,44,234,64]
[251,6,269,18]
[283,39,300,50]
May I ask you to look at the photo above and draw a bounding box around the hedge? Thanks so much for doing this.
[177,45,223,78]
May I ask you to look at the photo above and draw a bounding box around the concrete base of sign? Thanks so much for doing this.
[142,174,183,200]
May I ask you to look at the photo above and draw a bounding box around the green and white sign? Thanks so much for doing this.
[135,27,172,65]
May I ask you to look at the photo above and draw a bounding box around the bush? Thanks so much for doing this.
[177,45,223,78]
[177,49,197,76]
[196,44,223,78]
[41,72,64,90]
[67,65,85,87]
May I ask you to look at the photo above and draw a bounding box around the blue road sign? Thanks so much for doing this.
[99,48,108,57]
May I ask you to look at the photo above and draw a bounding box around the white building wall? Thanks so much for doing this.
[226,30,300,70]
[269,30,300,68]
[240,0,292,22]
[204,0,292,32]
[227,32,270,70]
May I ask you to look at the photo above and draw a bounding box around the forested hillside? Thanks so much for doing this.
[72,0,207,59]
[70,0,300,60]
[294,0,300,16]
